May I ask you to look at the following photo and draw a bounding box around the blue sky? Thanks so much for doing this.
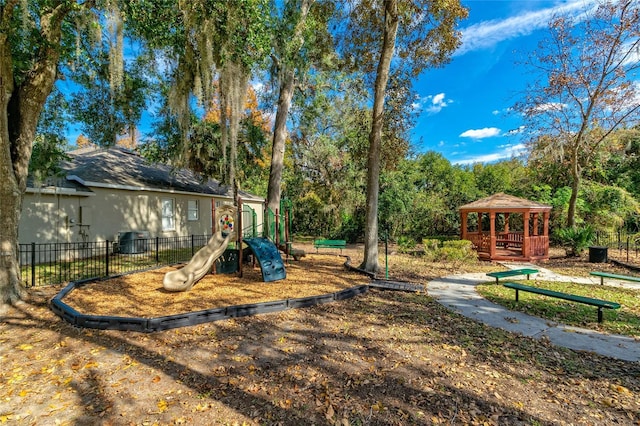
[411,0,603,165]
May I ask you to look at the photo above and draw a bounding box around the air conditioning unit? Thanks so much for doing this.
[118,231,150,254]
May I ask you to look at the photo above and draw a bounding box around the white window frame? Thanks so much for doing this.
[187,200,199,221]
[161,198,175,231]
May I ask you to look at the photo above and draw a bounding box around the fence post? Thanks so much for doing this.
[105,240,110,278]
[31,242,36,288]
[618,230,621,254]
[191,234,195,256]
[57,243,62,284]
[155,237,159,264]
[627,236,630,263]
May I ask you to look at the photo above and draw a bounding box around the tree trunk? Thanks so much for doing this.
[230,67,249,202]
[1,35,25,307]
[266,69,295,214]
[360,0,398,274]
[0,5,67,309]
[567,152,580,228]
[266,0,312,215]
[219,80,230,182]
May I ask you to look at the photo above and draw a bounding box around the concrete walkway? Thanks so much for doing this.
[427,263,640,362]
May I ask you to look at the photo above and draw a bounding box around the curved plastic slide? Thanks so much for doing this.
[163,230,231,292]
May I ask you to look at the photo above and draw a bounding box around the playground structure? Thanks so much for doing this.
[163,198,299,291]
[50,197,336,332]
[163,205,237,291]
[264,198,305,261]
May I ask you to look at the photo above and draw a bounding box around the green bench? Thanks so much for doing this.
[590,271,640,285]
[503,282,620,323]
[314,239,347,253]
[486,268,539,284]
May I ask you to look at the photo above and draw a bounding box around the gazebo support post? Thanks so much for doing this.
[460,211,468,241]
[489,212,496,259]
[523,213,530,258]
[543,211,550,257]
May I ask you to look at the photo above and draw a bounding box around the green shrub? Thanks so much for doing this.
[421,238,440,261]
[434,240,478,265]
[554,226,595,256]
[397,236,417,254]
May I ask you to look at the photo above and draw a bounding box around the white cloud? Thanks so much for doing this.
[453,143,528,165]
[459,127,501,139]
[456,0,599,56]
[417,92,452,114]
[432,93,445,105]
[506,125,526,135]
[530,102,567,114]
[492,107,514,116]
[621,40,640,66]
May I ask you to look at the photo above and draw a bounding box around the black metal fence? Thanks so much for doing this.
[19,234,214,288]
[593,230,640,262]
[594,230,639,249]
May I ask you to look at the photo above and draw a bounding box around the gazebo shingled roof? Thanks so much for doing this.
[459,193,552,262]
[459,193,550,211]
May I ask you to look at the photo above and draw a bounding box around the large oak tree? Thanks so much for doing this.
[341,0,467,273]
[1,0,97,308]
[265,0,336,215]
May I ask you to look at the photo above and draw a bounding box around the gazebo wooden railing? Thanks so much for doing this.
[529,235,549,257]
[465,232,548,259]
[467,232,491,254]
[496,232,523,248]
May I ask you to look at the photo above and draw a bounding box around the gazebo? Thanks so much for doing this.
[459,193,552,262]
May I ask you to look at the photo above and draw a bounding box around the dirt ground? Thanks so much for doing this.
[1,245,640,425]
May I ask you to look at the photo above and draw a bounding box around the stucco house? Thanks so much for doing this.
[20,146,265,245]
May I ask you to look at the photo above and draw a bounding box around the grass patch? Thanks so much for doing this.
[477,280,640,337]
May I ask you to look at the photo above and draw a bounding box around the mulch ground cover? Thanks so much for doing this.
[1,245,640,425]
[63,254,369,317]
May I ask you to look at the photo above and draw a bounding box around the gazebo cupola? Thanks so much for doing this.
[459,193,552,262]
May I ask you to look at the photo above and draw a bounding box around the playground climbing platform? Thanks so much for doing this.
[243,237,287,282]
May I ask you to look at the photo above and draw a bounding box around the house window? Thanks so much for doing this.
[161,198,175,231]
[188,200,199,221]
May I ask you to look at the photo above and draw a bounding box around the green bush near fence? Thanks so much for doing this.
[397,236,418,253]
[554,225,595,256]
[422,238,478,265]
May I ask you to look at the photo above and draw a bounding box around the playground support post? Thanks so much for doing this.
[275,208,280,246]
[238,197,244,278]
[211,199,217,274]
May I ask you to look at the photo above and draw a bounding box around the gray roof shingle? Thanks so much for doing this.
[60,146,263,201]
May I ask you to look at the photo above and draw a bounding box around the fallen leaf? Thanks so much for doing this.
[610,384,630,394]
[325,405,335,421]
